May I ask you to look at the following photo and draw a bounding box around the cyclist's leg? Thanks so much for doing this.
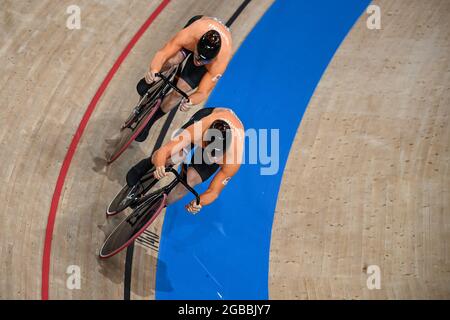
[126,157,153,187]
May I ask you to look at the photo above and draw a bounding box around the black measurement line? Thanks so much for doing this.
[123,242,134,300]
[139,232,160,243]
[143,229,159,236]
[141,230,160,240]
[136,237,160,250]
[226,0,252,27]
[139,235,160,244]
[137,236,159,246]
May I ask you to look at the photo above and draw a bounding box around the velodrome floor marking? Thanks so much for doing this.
[41,0,171,300]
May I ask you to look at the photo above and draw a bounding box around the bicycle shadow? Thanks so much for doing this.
[95,207,175,297]
[95,214,132,286]
[96,252,125,286]
[86,115,150,185]
[147,258,173,295]
[131,245,173,298]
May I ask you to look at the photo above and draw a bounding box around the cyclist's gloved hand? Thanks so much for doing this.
[153,166,167,180]
[145,69,159,84]
[186,200,202,214]
[180,98,193,112]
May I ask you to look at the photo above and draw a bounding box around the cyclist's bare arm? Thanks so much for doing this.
[189,60,228,105]
[199,164,239,206]
[150,29,190,72]
[162,51,185,70]
[152,128,193,167]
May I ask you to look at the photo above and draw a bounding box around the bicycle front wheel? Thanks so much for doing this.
[106,184,133,216]
[99,193,167,259]
[106,170,158,216]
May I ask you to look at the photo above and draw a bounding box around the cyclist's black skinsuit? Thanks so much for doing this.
[179,107,220,181]
[126,107,220,187]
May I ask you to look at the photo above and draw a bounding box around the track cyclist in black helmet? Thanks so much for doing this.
[135,16,233,142]
[126,108,244,214]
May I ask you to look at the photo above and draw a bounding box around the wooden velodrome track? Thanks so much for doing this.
[0,0,273,299]
[270,0,450,299]
[0,0,449,300]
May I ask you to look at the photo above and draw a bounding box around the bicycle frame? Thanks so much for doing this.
[164,167,200,204]
[136,167,200,209]
[155,72,189,100]
[99,166,200,259]
[122,67,180,131]
[106,62,190,164]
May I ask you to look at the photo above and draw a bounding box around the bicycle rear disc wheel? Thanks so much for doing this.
[99,193,167,259]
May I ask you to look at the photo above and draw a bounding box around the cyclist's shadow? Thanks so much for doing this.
[133,245,174,297]
[95,244,174,297]
[87,115,150,185]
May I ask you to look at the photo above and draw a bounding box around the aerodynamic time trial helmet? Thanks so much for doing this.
[195,30,221,64]
[203,119,232,162]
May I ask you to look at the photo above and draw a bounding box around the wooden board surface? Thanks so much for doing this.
[0,0,273,299]
[269,0,450,299]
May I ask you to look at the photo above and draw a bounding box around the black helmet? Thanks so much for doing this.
[203,119,232,162]
[196,30,221,62]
